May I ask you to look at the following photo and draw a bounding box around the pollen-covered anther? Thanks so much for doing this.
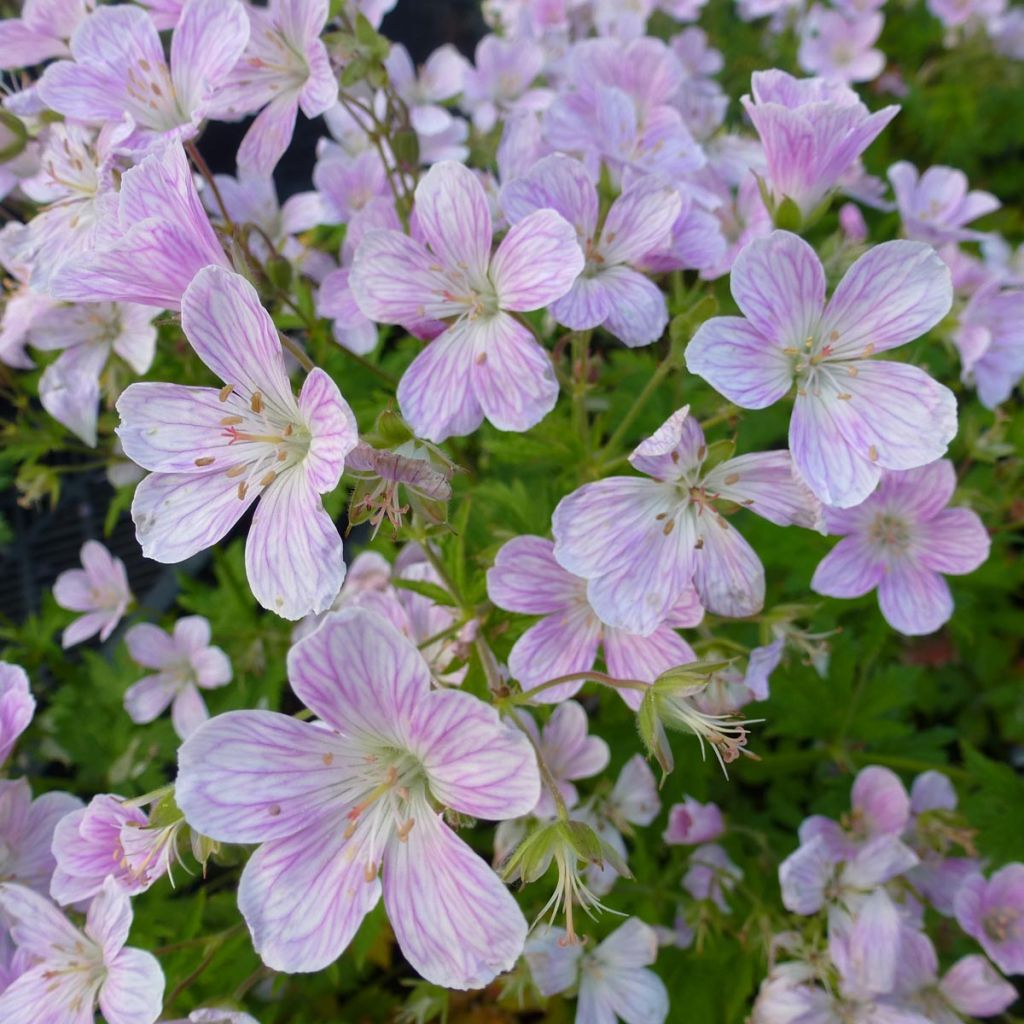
[218,383,234,402]
[396,819,416,842]
[194,456,215,467]
[221,415,244,426]
[250,391,264,414]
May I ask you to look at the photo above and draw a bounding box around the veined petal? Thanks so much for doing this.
[413,689,540,819]
[0,964,96,1024]
[99,947,164,1024]
[599,176,681,266]
[704,451,823,529]
[599,267,670,348]
[287,606,431,740]
[500,154,598,236]
[84,877,132,958]
[487,535,584,615]
[238,808,380,973]
[414,161,492,284]
[297,368,358,494]
[237,95,300,178]
[170,0,249,116]
[176,709,351,843]
[819,241,953,358]
[692,512,765,618]
[918,507,990,576]
[170,685,208,739]
[490,209,584,312]
[123,673,177,724]
[550,275,613,332]
[628,406,704,480]
[469,313,558,433]
[811,536,884,598]
[685,316,793,410]
[0,882,83,958]
[382,811,527,990]
[877,562,952,635]
[508,604,602,698]
[603,624,695,709]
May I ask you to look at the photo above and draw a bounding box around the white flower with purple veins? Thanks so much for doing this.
[0,0,94,69]
[683,843,743,911]
[525,918,670,1024]
[211,0,337,176]
[37,0,249,156]
[176,609,539,987]
[385,42,468,136]
[0,663,35,766]
[888,162,999,246]
[687,230,957,508]
[462,34,548,135]
[0,879,164,1024]
[123,616,232,740]
[351,160,584,442]
[29,301,159,448]
[955,865,1024,976]
[487,534,702,705]
[116,266,358,620]
[812,459,990,635]
[0,779,81,895]
[53,540,132,649]
[552,405,822,635]
[954,282,1024,409]
[797,6,886,85]
[501,155,682,347]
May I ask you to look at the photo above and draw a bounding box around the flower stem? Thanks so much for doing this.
[506,670,649,705]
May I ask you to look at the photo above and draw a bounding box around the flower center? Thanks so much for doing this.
[868,513,912,554]
[983,907,1022,943]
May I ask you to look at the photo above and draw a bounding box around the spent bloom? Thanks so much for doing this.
[888,162,1000,245]
[525,917,669,1024]
[116,266,358,620]
[687,230,957,508]
[176,608,539,987]
[351,160,584,441]
[955,865,1024,976]
[211,0,337,176]
[50,794,157,905]
[501,155,682,347]
[552,405,822,635]
[487,534,702,706]
[811,459,990,635]
[741,70,898,220]
[0,663,35,765]
[37,0,249,155]
[0,879,164,1024]
[123,616,232,739]
[53,540,132,648]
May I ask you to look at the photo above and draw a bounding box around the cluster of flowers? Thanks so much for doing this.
[753,766,1024,1023]
[0,0,1018,1019]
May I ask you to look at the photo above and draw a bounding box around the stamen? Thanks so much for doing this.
[219,383,234,402]
[194,456,215,467]
[237,482,248,500]
[250,392,264,414]
[260,471,277,487]
[221,415,244,426]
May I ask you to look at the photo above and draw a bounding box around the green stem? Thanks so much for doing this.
[600,356,677,461]
[506,670,648,705]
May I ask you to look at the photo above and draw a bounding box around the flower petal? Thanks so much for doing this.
[877,562,952,635]
[487,535,583,615]
[414,161,492,283]
[692,513,765,618]
[704,451,823,529]
[812,536,885,598]
[918,507,990,576]
[509,604,602,698]
[599,266,670,348]
[99,947,164,1024]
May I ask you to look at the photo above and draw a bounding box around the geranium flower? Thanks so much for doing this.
[462,34,548,134]
[385,42,468,136]
[955,866,1024,975]
[0,0,93,69]
[811,459,990,634]
[888,162,999,245]
[123,616,232,739]
[210,0,337,176]
[0,879,164,1024]
[953,282,1024,409]
[686,231,956,508]
[501,155,682,347]
[797,7,886,85]
[351,160,583,441]
[116,266,358,620]
[552,405,822,635]
[0,779,81,895]
[53,540,132,648]
[37,0,249,156]
[0,663,35,766]
[664,796,725,845]
[176,608,540,987]
[487,534,702,704]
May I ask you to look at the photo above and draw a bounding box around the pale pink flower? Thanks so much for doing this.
[487,534,702,706]
[116,266,358,620]
[552,405,822,634]
[463,34,549,134]
[313,149,390,226]
[53,540,131,648]
[953,282,1024,409]
[741,70,898,219]
[664,796,725,845]
[0,0,94,69]
[888,162,999,245]
[798,7,886,85]
[525,917,669,1023]
[50,794,156,905]
[50,142,229,311]
[136,0,186,30]
[176,608,540,986]
[683,842,742,911]
[0,664,35,766]
[37,0,249,156]
[0,223,58,370]
[0,879,164,1024]
[29,301,159,447]
[211,0,337,176]
[0,779,80,895]
[501,155,682,347]
[351,160,583,441]
[811,459,989,635]
[937,955,1017,1018]
[123,616,232,739]
[687,231,957,508]
[955,865,1024,976]
[385,43,468,136]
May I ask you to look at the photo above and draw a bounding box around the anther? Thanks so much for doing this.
[867,445,878,462]
[226,465,246,478]
[250,392,264,414]
[218,383,234,402]
[723,473,740,485]
[237,482,249,500]
[663,519,675,535]
[220,415,244,426]
[194,456,215,467]
[259,471,277,487]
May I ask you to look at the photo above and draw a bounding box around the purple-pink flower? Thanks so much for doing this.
[38,0,248,155]
[955,865,1024,976]
[0,663,35,766]
[552,405,822,634]
[953,282,1024,409]
[176,608,539,986]
[0,0,93,69]
[501,155,682,346]
[53,540,131,648]
[116,266,358,620]
[687,230,957,508]
[0,779,81,895]
[123,616,232,739]
[351,160,583,441]
[487,534,702,706]
[888,162,1000,245]
[741,70,898,219]
[798,7,886,85]
[0,879,164,1024]
[664,796,725,845]
[811,459,989,635]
